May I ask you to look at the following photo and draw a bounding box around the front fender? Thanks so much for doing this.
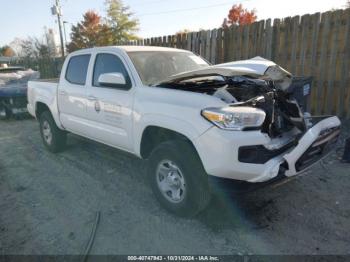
[133,113,211,157]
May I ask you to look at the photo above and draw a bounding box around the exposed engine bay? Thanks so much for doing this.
[156,57,308,138]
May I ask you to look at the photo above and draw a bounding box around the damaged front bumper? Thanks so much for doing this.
[284,116,340,176]
[194,115,341,183]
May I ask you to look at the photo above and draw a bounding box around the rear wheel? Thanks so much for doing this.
[148,140,211,217]
[39,111,67,153]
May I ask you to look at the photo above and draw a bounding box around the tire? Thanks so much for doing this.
[39,111,67,153]
[148,140,211,217]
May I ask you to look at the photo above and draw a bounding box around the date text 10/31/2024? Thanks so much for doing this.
[127,256,220,261]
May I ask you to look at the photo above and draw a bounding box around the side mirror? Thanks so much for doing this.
[98,73,127,88]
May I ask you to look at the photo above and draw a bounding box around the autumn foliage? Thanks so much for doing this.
[0,46,15,57]
[66,11,110,52]
[67,0,139,53]
[222,4,257,28]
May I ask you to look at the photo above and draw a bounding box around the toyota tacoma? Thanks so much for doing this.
[27,46,341,216]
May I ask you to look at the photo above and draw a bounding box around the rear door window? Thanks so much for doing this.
[65,55,91,85]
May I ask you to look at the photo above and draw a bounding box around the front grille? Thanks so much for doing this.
[238,140,296,164]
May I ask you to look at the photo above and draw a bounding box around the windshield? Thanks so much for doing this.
[127,51,209,86]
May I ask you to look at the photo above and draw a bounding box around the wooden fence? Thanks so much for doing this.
[124,9,350,118]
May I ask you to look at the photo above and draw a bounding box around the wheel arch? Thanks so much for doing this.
[35,101,64,129]
[35,102,50,119]
[139,125,199,160]
[135,113,206,159]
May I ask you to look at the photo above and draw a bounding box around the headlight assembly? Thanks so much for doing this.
[201,106,266,131]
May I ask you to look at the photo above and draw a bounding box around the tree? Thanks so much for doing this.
[222,4,257,28]
[66,1,139,52]
[347,0,350,8]
[0,46,15,57]
[17,37,53,59]
[18,38,36,58]
[9,38,24,57]
[105,0,139,43]
[34,39,52,58]
[67,11,110,52]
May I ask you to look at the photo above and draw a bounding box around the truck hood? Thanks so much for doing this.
[159,57,292,91]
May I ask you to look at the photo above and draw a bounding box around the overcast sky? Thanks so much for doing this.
[0,0,347,46]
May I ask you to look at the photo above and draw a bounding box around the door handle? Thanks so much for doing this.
[87,95,97,101]
[59,90,67,96]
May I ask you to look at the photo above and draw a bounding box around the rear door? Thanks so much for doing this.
[58,53,91,136]
[85,51,135,151]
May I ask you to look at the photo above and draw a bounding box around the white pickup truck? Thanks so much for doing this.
[27,46,341,216]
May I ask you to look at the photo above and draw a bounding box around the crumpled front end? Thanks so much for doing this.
[158,56,342,183]
[194,115,341,183]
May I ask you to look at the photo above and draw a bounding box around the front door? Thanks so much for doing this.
[85,52,134,151]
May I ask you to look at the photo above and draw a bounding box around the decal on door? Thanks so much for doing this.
[103,102,122,126]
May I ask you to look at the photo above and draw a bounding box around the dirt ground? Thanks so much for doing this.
[0,118,349,255]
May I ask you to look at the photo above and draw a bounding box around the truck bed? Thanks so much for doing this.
[27,80,59,118]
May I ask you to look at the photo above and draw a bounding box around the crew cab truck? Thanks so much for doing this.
[27,46,341,217]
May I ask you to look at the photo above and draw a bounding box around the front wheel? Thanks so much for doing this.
[39,111,67,153]
[148,140,211,217]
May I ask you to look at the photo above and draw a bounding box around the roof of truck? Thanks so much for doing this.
[69,46,192,56]
[117,46,190,53]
